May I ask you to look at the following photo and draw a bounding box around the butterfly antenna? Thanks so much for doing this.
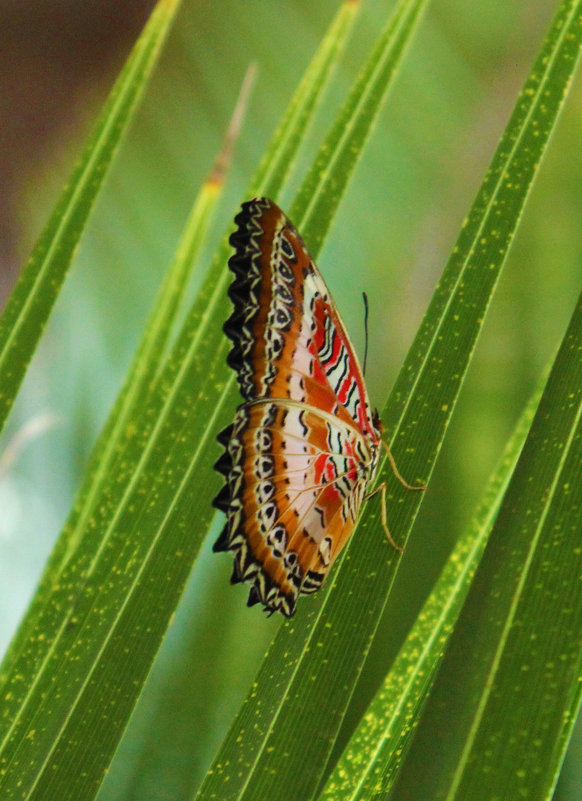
[362,291,370,376]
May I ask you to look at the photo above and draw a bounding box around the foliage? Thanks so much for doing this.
[0,1,581,800]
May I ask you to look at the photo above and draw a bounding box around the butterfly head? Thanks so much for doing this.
[372,408,384,436]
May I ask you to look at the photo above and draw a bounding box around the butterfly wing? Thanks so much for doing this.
[214,198,381,616]
[214,400,377,617]
[224,197,378,437]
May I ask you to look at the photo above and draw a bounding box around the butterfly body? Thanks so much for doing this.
[213,198,382,617]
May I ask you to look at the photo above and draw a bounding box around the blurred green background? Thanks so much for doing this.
[0,1,580,799]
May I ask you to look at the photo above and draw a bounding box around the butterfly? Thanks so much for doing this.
[213,197,421,617]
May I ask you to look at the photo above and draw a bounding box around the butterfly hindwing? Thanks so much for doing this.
[214,400,375,616]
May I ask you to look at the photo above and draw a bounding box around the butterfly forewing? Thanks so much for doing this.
[214,197,382,617]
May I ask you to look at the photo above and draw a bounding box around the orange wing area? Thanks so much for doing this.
[224,198,379,438]
[214,400,377,617]
[215,197,382,616]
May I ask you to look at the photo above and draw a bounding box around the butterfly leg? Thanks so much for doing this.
[366,481,403,553]
[367,443,426,552]
[381,439,426,491]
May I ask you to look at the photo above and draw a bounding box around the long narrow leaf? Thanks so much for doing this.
[393,286,582,800]
[196,1,582,800]
[0,0,180,435]
[250,0,360,200]
[290,0,428,250]
[194,3,434,800]
[0,4,360,800]
[319,367,545,799]
[0,70,246,705]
